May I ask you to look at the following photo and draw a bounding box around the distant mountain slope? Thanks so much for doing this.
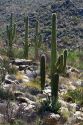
[0,0,83,49]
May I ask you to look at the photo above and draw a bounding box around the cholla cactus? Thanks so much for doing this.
[7,13,16,59]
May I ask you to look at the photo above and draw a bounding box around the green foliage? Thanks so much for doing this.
[39,96,61,113]
[40,54,46,91]
[6,13,16,59]
[63,87,83,105]
[67,50,83,69]
[24,16,29,59]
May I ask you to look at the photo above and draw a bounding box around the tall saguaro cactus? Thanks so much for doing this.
[51,14,59,110]
[40,54,46,91]
[34,20,39,60]
[51,73,59,110]
[51,13,57,76]
[7,13,16,59]
[63,49,68,72]
[24,16,29,59]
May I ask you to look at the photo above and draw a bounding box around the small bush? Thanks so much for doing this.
[39,96,61,114]
[63,87,83,105]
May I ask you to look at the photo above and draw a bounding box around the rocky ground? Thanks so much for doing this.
[0,57,83,125]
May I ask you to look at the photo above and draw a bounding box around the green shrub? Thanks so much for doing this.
[63,87,83,105]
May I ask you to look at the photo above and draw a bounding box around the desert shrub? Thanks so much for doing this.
[39,96,61,114]
[13,48,24,59]
[63,87,83,105]
[8,65,18,75]
[67,50,83,69]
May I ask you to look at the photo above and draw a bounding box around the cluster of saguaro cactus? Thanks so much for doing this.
[6,13,16,59]
[51,14,68,110]
[40,54,46,91]
[24,16,29,59]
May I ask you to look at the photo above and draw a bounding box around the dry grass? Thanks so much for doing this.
[16,71,24,80]
[23,80,41,90]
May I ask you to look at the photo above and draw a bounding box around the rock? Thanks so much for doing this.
[71,68,80,74]
[43,86,51,96]
[25,93,36,102]
[19,65,27,71]
[72,80,83,87]
[26,87,41,95]
[12,59,32,66]
[74,111,83,122]
[0,102,8,114]
[4,75,18,84]
[43,113,60,125]
[17,103,37,122]
[22,75,30,83]
[0,114,4,123]
[14,91,24,98]
[26,70,37,79]
[67,103,76,112]
[16,97,35,105]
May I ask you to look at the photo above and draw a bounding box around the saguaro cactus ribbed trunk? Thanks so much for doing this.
[63,49,68,72]
[51,13,57,76]
[24,16,29,59]
[51,73,59,110]
[40,54,46,91]
[34,20,39,60]
[51,14,59,110]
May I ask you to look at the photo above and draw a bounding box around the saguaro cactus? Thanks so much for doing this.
[40,54,46,91]
[51,73,59,110]
[7,13,16,59]
[34,20,39,60]
[63,49,68,72]
[24,16,29,59]
[57,54,64,73]
[51,13,59,110]
[51,13,57,76]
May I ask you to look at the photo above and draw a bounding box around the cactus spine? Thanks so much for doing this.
[24,16,29,59]
[40,54,46,91]
[7,13,16,59]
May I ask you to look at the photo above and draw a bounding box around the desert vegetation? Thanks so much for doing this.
[0,1,83,125]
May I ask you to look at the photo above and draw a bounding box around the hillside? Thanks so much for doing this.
[0,0,83,50]
[0,1,83,125]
